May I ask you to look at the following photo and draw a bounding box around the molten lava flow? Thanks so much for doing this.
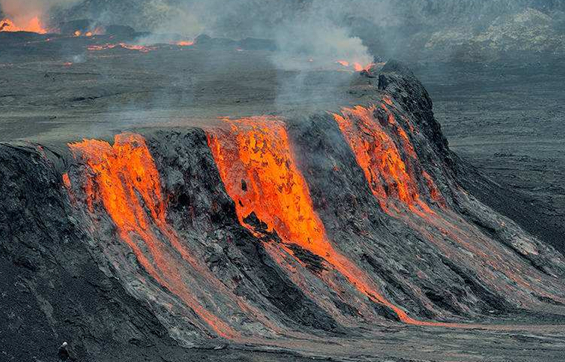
[333,105,436,214]
[207,117,422,324]
[119,43,155,52]
[68,134,236,338]
[0,17,47,34]
[353,63,365,72]
[208,117,328,250]
[176,40,194,47]
[336,60,374,72]
[87,43,156,52]
[62,173,71,189]
[354,62,375,72]
[87,44,111,51]
[334,102,565,313]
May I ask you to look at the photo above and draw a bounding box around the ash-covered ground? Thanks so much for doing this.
[415,61,565,254]
[0,33,360,143]
[1,17,565,362]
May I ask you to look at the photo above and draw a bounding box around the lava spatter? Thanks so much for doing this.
[207,117,423,324]
[68,133,237,339]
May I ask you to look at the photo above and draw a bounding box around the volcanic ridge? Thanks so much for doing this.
[1,33,565,361]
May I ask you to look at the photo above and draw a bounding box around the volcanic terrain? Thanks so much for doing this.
[1,30,565,362]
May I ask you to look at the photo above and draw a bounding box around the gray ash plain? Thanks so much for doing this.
[415,61,565,253]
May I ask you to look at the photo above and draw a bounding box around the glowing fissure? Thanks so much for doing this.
[68,133,237,339]
[207,117,422,324]
[0,17,47,34]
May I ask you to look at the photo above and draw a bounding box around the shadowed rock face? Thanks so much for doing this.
[1,62,565,361]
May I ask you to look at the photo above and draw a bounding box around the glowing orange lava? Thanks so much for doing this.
[120,43,155,52]
[176,40,194,47]
[87,43,155,52]
[62,173,71,189]
[354,62,374,72]
[207,117,424,324]
[333,102,565,315]
[336,61,374,72]
[333,105,435,214]
[0,17,47,34]
[87,44,110,51]
[69,134,236,338]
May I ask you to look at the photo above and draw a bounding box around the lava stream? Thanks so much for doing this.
[207,117,425,324]
[334,102,565,308]
[68,133,237,338]
[333,104,437,214]
[87,43,156,52]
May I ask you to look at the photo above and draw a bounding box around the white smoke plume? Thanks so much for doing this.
[271,16,373,71]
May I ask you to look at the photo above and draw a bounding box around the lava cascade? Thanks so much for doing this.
[334,100,565,308]
[68,133,236,338]
[207,117,423,324]
[333,104,438,214]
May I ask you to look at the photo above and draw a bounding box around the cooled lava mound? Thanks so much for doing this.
[1,51,565,361]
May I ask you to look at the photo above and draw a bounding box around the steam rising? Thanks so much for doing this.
[271,12,373,71]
